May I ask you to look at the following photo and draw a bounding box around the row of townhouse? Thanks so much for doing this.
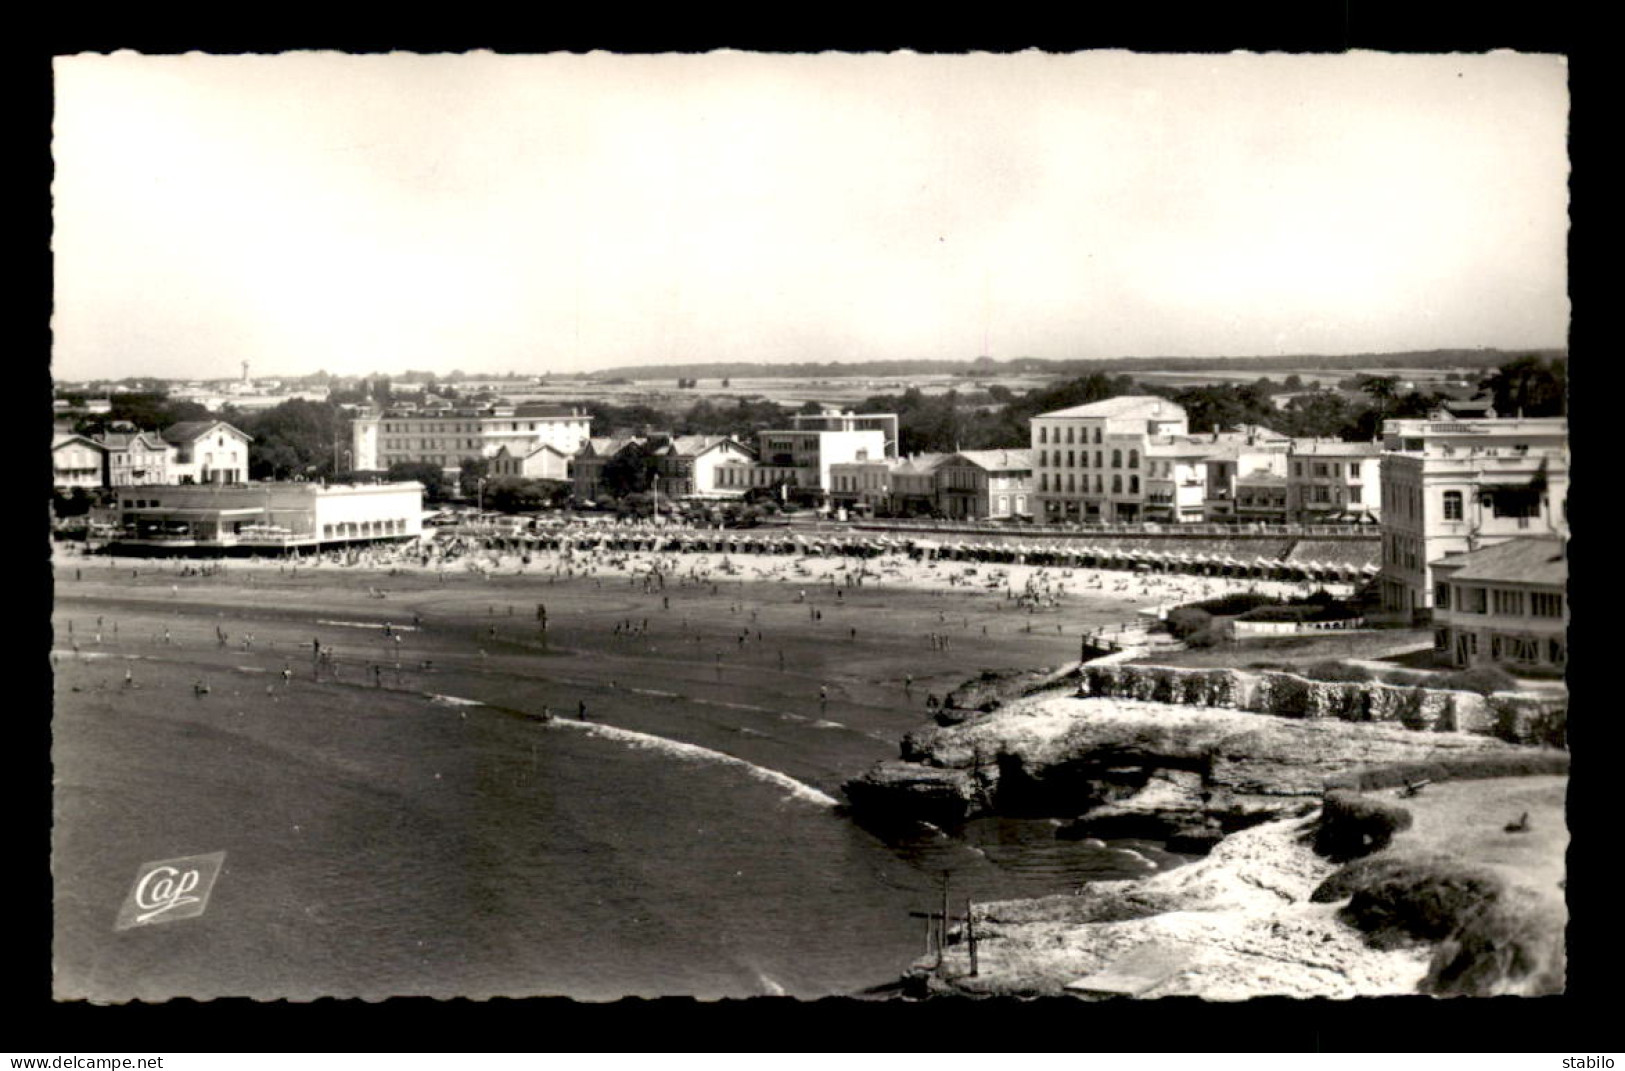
[1026,395,1381,525]
[824,449,1037,519]
[53,421,253,491]
[568,434,757,502]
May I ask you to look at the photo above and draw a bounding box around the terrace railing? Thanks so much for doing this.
[848,518,1377,539]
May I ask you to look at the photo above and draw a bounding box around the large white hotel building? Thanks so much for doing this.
[351,403,593,475]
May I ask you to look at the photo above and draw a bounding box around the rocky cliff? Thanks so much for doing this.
[844,688,1542,842]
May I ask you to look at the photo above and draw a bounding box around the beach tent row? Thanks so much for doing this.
[437,524,1377,582]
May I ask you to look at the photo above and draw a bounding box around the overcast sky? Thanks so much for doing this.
[52,50,1569,382]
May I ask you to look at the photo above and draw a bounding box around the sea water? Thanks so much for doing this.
[53,639,1182,1002]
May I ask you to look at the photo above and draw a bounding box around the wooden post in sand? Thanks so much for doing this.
[966,897,978,976]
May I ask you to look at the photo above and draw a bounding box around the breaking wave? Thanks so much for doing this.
[553,719,837,808]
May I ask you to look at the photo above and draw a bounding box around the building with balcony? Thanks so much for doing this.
[1144,440,1212,523]
[1233,474,1289,523]
[52,433,108,490]
[161,421,252,486]
[751,412,894,494]
[1430,537,1566,675]
[828,458,899,514]
[352,403,591,475]
[1286,440,1382,525]
[654,436,755,499]
[934,450,1033,520]
[96,430,172,487]
[887,454,949,515]
[1377,416,1568,617]
[1030,396,1189,522]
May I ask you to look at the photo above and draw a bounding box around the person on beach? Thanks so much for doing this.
[578,699,588,721]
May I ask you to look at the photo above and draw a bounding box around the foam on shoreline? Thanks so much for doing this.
[552,718,839,808]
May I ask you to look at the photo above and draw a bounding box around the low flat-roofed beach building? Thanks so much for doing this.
[102,481,424,553]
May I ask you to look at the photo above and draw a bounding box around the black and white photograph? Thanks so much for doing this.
[48,49,1571,1006]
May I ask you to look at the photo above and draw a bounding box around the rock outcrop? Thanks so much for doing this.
[913,814,1435,999]
[845,688,1544,840]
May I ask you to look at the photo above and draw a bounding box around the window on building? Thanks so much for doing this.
[1443,491,1463,520]
[1039,427,1047,444]
[1434,628,1450,651]
[1112,475,1122,494]
[1548,637,1566,664]
[1112,450,1122,468]
[1093,428,1102,444]
[1435,583,1451,609]
[1349,485,1362,504]
[1039,474,1049,492]
[1128,449,1139,469]
[1293,462,1303,477]
[1129,475,1139,494]
[1488,489,1540,519]
[1531,591,1564,618]
[1066,427,1074,444]
[1461,587,1487,614]
[1492,589,1525,617]
[1313,486,1331,503]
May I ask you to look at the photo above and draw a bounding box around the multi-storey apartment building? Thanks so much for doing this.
[935,450,1034,520]
[1030,397,1189,522]
[887,454,948,515]
[827,458,899,514]
[1430,537,1566,675]
[1285,440,1382,524]
[1233,474,1289,523]
[1144,440,1212,523]
[97,430,172,487]
[352,403,592,475]
[1138,426,1292,524]
[1377,415,1569,617]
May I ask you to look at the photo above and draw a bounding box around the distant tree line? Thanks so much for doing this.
[62,353,1563,498]
[591,348,1564,384]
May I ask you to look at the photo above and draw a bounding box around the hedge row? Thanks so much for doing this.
[1076,663,1564,745]
[1313,789,1415,860]
[1322,750,1571,792]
